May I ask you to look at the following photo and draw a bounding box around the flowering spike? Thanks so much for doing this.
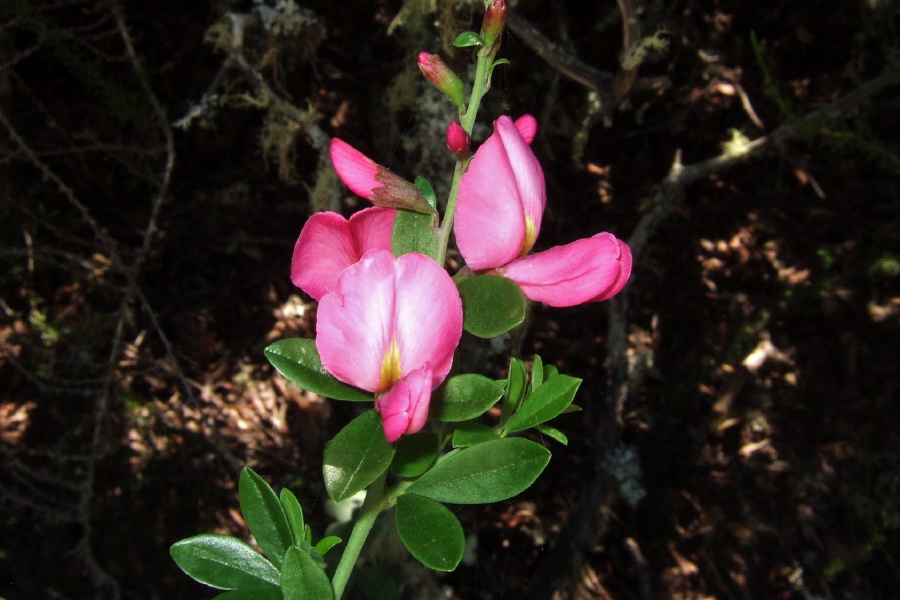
[417,53,465,109]
[330,139,434,215]
[446,121,471,156]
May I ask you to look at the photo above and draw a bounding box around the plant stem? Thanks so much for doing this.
[331,472,388,600]
[435,44,497,263]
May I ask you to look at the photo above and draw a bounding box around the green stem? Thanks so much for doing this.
[331,472,388,600]
[435,45,498,264]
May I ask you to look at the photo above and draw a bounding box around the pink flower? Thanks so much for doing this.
[291,207,395,301]
[455,115,632,307]
[456,115,546,271]
[330,139,433,215]
[316,250,463,442]
[501,233,632,307]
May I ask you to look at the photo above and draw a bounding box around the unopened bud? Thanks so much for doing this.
[481,0,506,50]
[417,53,465,109]
[446,121,471,156]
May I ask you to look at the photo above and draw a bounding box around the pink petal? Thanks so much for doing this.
[514,114,538,145]
[291,208,395,301]
[376,366,432,443]
[456,116,546,270]
[503,233,631,307]
[316,250,398,392]
[330,139,380,199]
[316,251,463,394]
[589,237,632,302]
[349,206,396,256]
[393,254,462,388]
[291,212,358,300]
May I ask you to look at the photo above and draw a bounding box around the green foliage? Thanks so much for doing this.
[395,494,465,571]
[323,410,395,503]
[456,275,527,338]
[406,437,551,504]
[172,470,340,598]
[264,338,372,402]
[431,374,505,422]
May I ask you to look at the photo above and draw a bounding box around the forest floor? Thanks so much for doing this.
[2,1,899,599]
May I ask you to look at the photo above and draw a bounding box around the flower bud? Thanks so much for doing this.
[481,0,506,50]
[417,53,465,109]
[445,121,470,156]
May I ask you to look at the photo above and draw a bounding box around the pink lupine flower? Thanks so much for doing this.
[330,139,434,215]
[502,233,632,307]
[291,207,395,300]
[316,250,463,442]
[455,115,546,271]
[455,115,632,307]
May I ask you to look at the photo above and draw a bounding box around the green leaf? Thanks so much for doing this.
[282,546,335,600]
[432,374,504,422]
[265,338,371,402]
[543,364,559,381]
[414,176,438,210]
[451,421,499,447]
[170,534,281,590]
[391,432,440,478]
[395,494,465,571]
[214,588,283,600]
[323,410,395,502]
[492,58,510,68]
[239,468,293,569]
[500,357,526,424]
[536,425,568,445]
[505,374,581,434]
[530,355,544,393]
[456,275,526,338]
[314,536,342,557]
[407,437,550,504]
[279,488,305,546]
[392,209,438,260]
[453,31,484,47]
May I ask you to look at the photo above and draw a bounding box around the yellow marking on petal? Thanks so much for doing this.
[379,337,403,390]
[519,216,538,257]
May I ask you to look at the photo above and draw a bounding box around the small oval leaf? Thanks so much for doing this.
[265,338,371,402]
[396,494,465,571]
[392,209,438,259]
[282,546,335,600]
[279,488,305,546]
[239,468,293,569]
[451,421,499,448]
[323,410,395,503]
[407,437,550,504]
[456,275,527,338]
[391,432,440,478]
[453,31,485,47]
[170,534,280,590]
[432,374,504,422]
[505,375,581,434]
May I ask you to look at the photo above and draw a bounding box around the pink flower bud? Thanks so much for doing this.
[445,121,470,156]
[481,0,506,49]
[417,53,465,109]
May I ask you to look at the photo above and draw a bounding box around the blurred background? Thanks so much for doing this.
[1,0,899,598]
